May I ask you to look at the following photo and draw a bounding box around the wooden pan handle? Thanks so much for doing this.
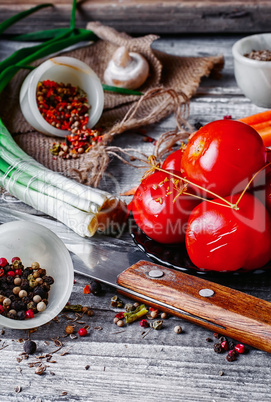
[117,260,271,353]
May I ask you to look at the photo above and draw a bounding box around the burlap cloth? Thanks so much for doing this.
[0,22,224,187]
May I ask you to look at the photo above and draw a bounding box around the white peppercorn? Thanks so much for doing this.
[14,277,22,286]
[37,301,46,312]
[19,290,27,298]
[13,286,21,295]
[174,325,183,334]
[33,295,42,303]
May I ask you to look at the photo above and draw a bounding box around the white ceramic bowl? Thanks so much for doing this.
[19,56,104,137]
[0,221,74,329]
[232,33,271,108]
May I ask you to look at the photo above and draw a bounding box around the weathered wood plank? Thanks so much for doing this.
[1,34,271,401]
[0,0,270,34]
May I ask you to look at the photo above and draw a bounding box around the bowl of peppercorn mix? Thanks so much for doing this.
[232,33,271,108]
[19,56,104,137]
[0,220,74,329]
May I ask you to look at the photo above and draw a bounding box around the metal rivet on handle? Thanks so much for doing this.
[199,288,215,297]
[148,269,164,278]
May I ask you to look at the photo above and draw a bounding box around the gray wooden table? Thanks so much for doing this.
[0,34,271,402]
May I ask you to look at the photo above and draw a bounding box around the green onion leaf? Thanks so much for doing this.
[0,3,53,36]
[102,84,143,96]
[70,0,77,31]
[0,29,96,93]
[0,29,72,73]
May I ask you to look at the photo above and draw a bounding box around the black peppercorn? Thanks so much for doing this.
[24,340,37,355]
[214,343,223,353]
[88,280,102,295]
[20,279,29,291]
[43,276,54,285]
[22,268,32,278]
[17,310,26,320]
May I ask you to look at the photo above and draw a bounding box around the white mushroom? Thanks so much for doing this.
[104,46,149,90]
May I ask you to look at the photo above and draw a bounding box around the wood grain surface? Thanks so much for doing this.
[0,0,270,34]
[117,261,271,352]
[1,32,271,401]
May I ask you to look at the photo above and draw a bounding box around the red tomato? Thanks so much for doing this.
[181,120,267,198]
[185,193,271,272]
[162,148,185,172]
[132,170,199,244]
[265,172,271,213]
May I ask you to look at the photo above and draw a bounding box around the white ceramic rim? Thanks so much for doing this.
[232,33,271,65]
[26,56,104,137]
[0,221,74,329]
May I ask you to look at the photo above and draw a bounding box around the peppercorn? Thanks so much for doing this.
[14,278,22,286]
[214,343,223,353]
[31,262,40,270]
[19,290,27,298]
[235,344,246,354]
[152,320,163,330]
[33,295,42,304]
[125,303,135,312]
[78,328,88,337]
[43,276,54,285]
[221,340,229,351]
[13,287,21,295]
[110,296,124,308]
[174,325,183,334]
[161,312,167,319]
[17,311,26,320]
[88,280,102,295]
[117,320,124,327]
[113,317,119,324]
[140,319,149,328]
[24,340,37,355]
[26,309,35,319]
[226,350,237,362]
[65,325,74,335]
[150,310,159,319]
[37,301,47,312]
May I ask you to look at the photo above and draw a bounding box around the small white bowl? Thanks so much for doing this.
[19,56,104,137]
[232,33,271,108]
[0,221,74,329]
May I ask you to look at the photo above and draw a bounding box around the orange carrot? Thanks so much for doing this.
[119,186,138,196]
[238,110,271,126]
[238,111,271,147]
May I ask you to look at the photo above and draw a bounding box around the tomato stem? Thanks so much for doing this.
[151,163,235,208]
[234,161,271,207]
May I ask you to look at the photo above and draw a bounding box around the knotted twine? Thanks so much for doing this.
[0,22,224,187]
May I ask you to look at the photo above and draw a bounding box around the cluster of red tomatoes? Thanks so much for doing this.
[132,120,271,272]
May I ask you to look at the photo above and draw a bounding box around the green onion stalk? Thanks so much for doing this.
[0,0,132,237]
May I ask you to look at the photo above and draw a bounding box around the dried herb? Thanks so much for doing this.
[124,304,148,324]
[63,304,83,313]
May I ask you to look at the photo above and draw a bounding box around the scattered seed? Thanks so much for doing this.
[35,366,46,375]
[174,325,182,334]
[85,365,90,370]
[219,371,224,376]
[14,386,21,393]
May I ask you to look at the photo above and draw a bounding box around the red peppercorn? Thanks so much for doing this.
[140,319,149,328]
[26,309,35,319]
[78,328,88,337]
[12,257,21,263]
[235,343,246,354]
[15,269,23,276]
[115,312,125,320]
[7,271,15,277]
[0,305,4,314]
[220,340,229,351]
[0,269,4,277]
[0,258,7,267]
